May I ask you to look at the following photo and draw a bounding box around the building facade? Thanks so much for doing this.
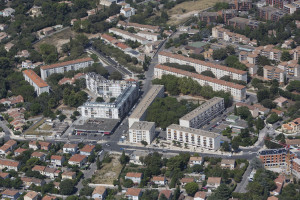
[22,69,49,96]
[40,57,94,80]
[154,65,246,101]
[263,65,286,84]
[258,148,296,168]
[129,121,156,144]
[179,97,225,129]
[166,124,221,150]
[109,28,148,44]
[158,51,247,82]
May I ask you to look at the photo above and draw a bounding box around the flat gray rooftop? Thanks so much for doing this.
[130,121,155,130]
[167,124,220,138]
[74,118,119,132]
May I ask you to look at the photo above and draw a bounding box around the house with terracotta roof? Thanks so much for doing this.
[92,186,107,200]
[32,165,46,174]
[271,174,285,195]
[63,143,78,154]
[39,141,51,150]
[1,189,20,200]
[0,159,20,171]
[189,156,203,166]
[80,144,95,156]
[126,188,142,200]
[194,191,206,200]
[31,152,46,161]
[62,171,76,180]
[253,104,270,115]
[68,154,87,167]
[14,148,27,156]
[0,172,10,179]
[51,155,65,167]
[267,197,278,200]
[125,172,143,184]
[21,177,45,188]
[159,190,172,200]
[271,109,284,117]
[221,159,236,170]
[0,140,17,155]
[44,167,60,179]
[23,69,49,96]
[29,141,39,150]
[281,118,300,133]
[40,57,94,80]
[180,177,194,186]
[207,177,222,188]
[152,176,166,185]
[0,95,24,106]
[274,97,288,108]
[24,191,38,200]
[42,195,57,200]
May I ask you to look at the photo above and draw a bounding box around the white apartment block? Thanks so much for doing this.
[154,65,246,101]
[167,124,221,150]
[86,72,131,98]
[79,82,139,119]
[117,21,160,33]
[40,57,94,80]
[129,121,155,144]
[120,7,135,17]
[136,31,160,41]
[128,85,164,127]
[22,69,49,96]
[109,28,149,44]
[158,51,247,82]
[180,97,225,129]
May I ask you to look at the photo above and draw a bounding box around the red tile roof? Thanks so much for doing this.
[51,155,63,161]
[63,143,78,149]
[14,148,27,154]
[42,195,57,200]
[23,69,49,88]
[0,159,19,167]
[32,151,45,157]
[159,51,247,75]
[152,176,165,181]
[159,190,172,199]
[126,172,143,178]
[32,165,46,172]
[155,65,246,90]
[41,57,93,70]
[80,144,95,153]
[180,177,194,183]
[126,188,142,196]
[101,33,117,43]
[69,154,87,163]
[93,186,106,195]
[1,189,19,196]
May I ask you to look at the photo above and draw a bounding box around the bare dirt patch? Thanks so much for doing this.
[167,0,227,25]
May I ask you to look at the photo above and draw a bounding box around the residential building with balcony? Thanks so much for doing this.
[129,121,155,144]
[23,69,49,96]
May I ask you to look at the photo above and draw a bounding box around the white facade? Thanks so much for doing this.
[109,28,148,44]
[158,51,247,82]
[167,124,221,150]
[22,69,49,96]
[2,8,15,17]
[40,57,94,80]
[125,175,142,184]
[79,82,139,119]
[120,7,135,17]
[128,85,164,127]
[63,147,78,154]
[154,65,246,101]
[136,31,160,41]
[129,121,155,144]
[180,97,225,129]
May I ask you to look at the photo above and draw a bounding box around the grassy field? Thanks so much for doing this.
[167,0,227,25]
[24,118,53,136]
[92,154,123,185]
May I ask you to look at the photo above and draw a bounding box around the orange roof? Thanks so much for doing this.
[155,65,246,90]
[159,51,247,75]
[80,144,95,153]
[64,143,78,149]
[51,155,63,160]
[32,152,45,157]
[1,189,19,196]
[14,148,27,154]
[0,172,9,178]
[126,172,143,178]
[93,186,106,195]
[5,140,17,146]
[282,124,293,130]
[159,190,172,199]
[152,176,165,181]
[195,191,206,198]
[62,171,76,177]
[101,33,117,43]
[41,57,93,70]
[69,154,87,163]
[189,156,203,161]
[116,42,129,50]
[39,141,51,147]
[271,109,283,115]
[180,177,194,183]
[267,197,278,200]
[32,165,46,172]
[126,188,142,196]
[0,159,19,167]
[42,195,57,200]
[207,177,222,184]
[25,191,38,199]
[23,69,48,88]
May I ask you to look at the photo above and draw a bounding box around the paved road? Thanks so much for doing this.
[235,162,253,193]
[0,120,13,140]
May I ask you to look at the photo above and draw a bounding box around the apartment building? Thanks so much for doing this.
[128,85,164,127]
[158,51,247,81]
[278,60,300,77]
[167,124,220,150]
[230,0,253,11]
[263,65,285,84]
[109,28,148,44]
[136,31,160,41]
[117,21,160,33]
[228,17,262,29]
[266,0,288,9]
[258,6,285,21]
[179,97,225,129]
[23,69,49,96]
[284,1,300,14]
[258,148,296,168]
[79,79,139,119]
[40,57,94,80]
[292,158,300,178]
[199,9,237,23]
[255,45,282,61]
[282,118,300,133]
[154,65,246,101]
[129,121,156,144]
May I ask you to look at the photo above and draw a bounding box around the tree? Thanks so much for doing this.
[109,71,122,80]
[96,156,102,170]
[226,45,235,55]
[250,157,263,170]
[281,51,292,61]
[222,141,231,152]
[212,48,228,60]
[80,186,93,196]
[201,70,216,78]
[60,179,75,195]
[232,140,239,152]
[184,182,199,196]
[261,99,276,109]
[266,113,280,124]
[237,106,252,120]
[255,118,265,130]
[257,89,270,102]
[234,105,238,115]
[120,151,129,165]
[141,141,148,146]
[159,193,168,200]
[96,97,104,102]
[208,184,231,200]
[59,114,66,122]
[123,179,134,188]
